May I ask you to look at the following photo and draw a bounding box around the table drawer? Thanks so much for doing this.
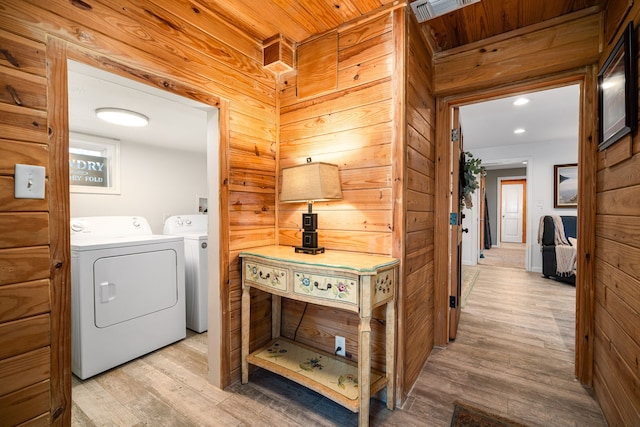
[293,271,358,306]
[244,262,288,292]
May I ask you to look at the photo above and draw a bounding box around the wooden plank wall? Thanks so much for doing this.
[0,0,278,422]
[402,12,436,399]
[0,22,56,426]
[592,2,640,425]
[432,9,602,96]
[278,9,397,374]
[276,7,436,401]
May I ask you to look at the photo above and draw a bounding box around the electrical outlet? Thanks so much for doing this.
[335,336,346,357]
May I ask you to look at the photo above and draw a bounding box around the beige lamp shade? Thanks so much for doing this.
[280,162,342,203]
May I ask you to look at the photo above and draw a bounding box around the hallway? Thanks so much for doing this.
[478,243,526,269]
[72,265,605,426]
[409,264,605,426]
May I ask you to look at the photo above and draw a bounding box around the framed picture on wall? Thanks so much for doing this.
[598,22,637,151]
[554,164,578,208]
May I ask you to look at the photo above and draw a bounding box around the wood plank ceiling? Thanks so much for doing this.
[421,0,602,51]
[194,0,602,51]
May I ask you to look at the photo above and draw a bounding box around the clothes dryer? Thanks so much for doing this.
[163,215,209,332]
[71,216,185,379]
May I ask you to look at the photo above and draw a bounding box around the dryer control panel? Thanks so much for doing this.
[163,214,207,235]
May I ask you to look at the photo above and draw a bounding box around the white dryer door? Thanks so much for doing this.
[93,249,178,328]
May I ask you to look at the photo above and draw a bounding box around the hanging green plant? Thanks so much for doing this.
[461,151,485,209]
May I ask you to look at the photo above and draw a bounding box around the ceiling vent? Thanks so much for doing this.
[410,0,481,23]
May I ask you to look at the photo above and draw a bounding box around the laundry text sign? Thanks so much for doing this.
[69,153,109,187]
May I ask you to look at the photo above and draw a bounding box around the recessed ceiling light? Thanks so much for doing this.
[513,98,529,106]
[96,108,149,127]
[514,128,526,134]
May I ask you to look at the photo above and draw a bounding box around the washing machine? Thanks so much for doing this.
[70,216,186,379]
[163,215,208,333]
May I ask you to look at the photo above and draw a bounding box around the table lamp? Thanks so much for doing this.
[280,158,342,254]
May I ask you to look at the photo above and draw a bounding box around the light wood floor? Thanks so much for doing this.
[478,242,526,269]
[72,265,606,426]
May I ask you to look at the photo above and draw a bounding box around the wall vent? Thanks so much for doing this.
[410,0,481,23]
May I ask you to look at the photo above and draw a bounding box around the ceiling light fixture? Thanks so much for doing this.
[513,98,529,106]
[96,108,149,127]
[514,128,526,134]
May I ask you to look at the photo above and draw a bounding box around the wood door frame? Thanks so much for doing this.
[433,69,597,387]
[498,177,527,244]
[46,37,72,424]
[449,108,462,340]
[479,174,486,253]
[49,44,231,391]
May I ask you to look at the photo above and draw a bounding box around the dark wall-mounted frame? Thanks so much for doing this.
[598,22,637,151]
[554,163,578,208]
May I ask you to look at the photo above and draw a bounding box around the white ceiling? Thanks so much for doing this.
[68,61,580,164]
[460,84,580,168]
[68,61,210,153]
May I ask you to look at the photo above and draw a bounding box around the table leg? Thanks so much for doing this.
[358,276,373,427]
[386,298,396,410]
[272,295,281,339]
[358,315,371,427]
[241,279,250,384]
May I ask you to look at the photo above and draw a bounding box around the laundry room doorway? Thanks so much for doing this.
[66,57,223,386]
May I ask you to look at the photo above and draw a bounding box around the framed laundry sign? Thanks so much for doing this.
[554,164,578,208]
[69,132,121,194]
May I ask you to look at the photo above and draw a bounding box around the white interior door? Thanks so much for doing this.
[501,182,524,243]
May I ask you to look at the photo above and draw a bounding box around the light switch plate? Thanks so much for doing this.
[15,164,46,199]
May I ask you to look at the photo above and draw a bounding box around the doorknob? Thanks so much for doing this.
[462,228,469,233]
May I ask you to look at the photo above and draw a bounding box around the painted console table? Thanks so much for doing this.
[240,245,398,427]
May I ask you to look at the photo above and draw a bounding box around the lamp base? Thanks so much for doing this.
[294,246,325,255]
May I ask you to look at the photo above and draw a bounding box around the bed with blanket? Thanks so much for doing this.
[537,215,577,285]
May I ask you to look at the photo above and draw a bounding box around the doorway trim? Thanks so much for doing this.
[55,45,229,389]
[433,69,597,387]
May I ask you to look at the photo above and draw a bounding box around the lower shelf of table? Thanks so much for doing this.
[246,337,388,413]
